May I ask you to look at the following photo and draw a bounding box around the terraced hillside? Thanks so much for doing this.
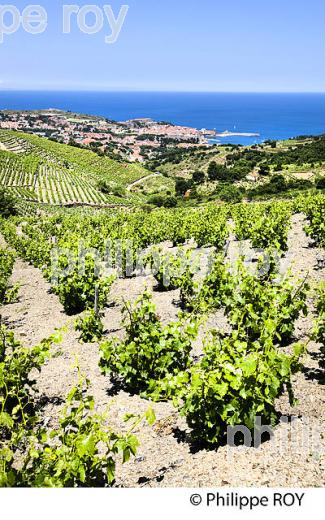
[0,130,155,206]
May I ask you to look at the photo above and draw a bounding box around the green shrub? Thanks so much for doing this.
[314,283,325,354]
[177,331,305,445]
[0,189,17,217]
[0,249,16,304]
[216,184,243,203]
[208,161,228,181]
[192,171,206,185]
[75,310,104,343]
[1,373,156,487]
[49,255,115,315]
[148,195,177,208]
[150,248,194,292]
[99,291,198,395]
[177,254,234,314]
[198,254,234,310]
[225,261,308,346]
[0,323,58,430]
[315,176,325,190]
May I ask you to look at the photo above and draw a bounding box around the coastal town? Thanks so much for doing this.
[0,109,218,162]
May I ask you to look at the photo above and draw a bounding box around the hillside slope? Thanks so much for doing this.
[155,136,325,182]
[0,130,155,206]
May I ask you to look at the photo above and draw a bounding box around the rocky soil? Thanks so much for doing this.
[1,213,325,487]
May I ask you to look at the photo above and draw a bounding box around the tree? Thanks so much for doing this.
[175,178,191,197]
[164,196,178,208]
[316,176,325,190]
[192,170,205,185]
[216,184,243,203]
[258,164,270,176]
[148,195,177,208]
[265,140,277,148]
[207,161,228,181]
[0,188,17,217]
[270,174,287,192]
[148,195,165,207]
[97,180,111,194]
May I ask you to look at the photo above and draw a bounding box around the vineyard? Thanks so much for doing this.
[0,191,324,487]
[0,130,153,206]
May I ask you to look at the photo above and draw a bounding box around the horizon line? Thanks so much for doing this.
[1,88,325,95]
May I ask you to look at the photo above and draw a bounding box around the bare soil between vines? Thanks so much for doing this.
[1,214,325,487]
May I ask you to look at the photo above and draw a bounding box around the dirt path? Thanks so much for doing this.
[1,257,67,345]
[1,213,324,487]
[127,173,161,191]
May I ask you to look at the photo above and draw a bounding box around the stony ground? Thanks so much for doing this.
[1,213,325,487]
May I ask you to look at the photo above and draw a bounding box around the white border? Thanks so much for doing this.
[0,488,324,520]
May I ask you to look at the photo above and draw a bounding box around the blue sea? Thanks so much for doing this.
[1,91,325,145]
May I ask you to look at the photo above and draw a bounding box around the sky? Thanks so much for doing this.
[0,0,324,92]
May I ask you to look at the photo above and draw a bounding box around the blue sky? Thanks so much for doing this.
[0,0,324,92]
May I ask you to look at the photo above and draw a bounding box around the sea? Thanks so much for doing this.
[1,91,325,145]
